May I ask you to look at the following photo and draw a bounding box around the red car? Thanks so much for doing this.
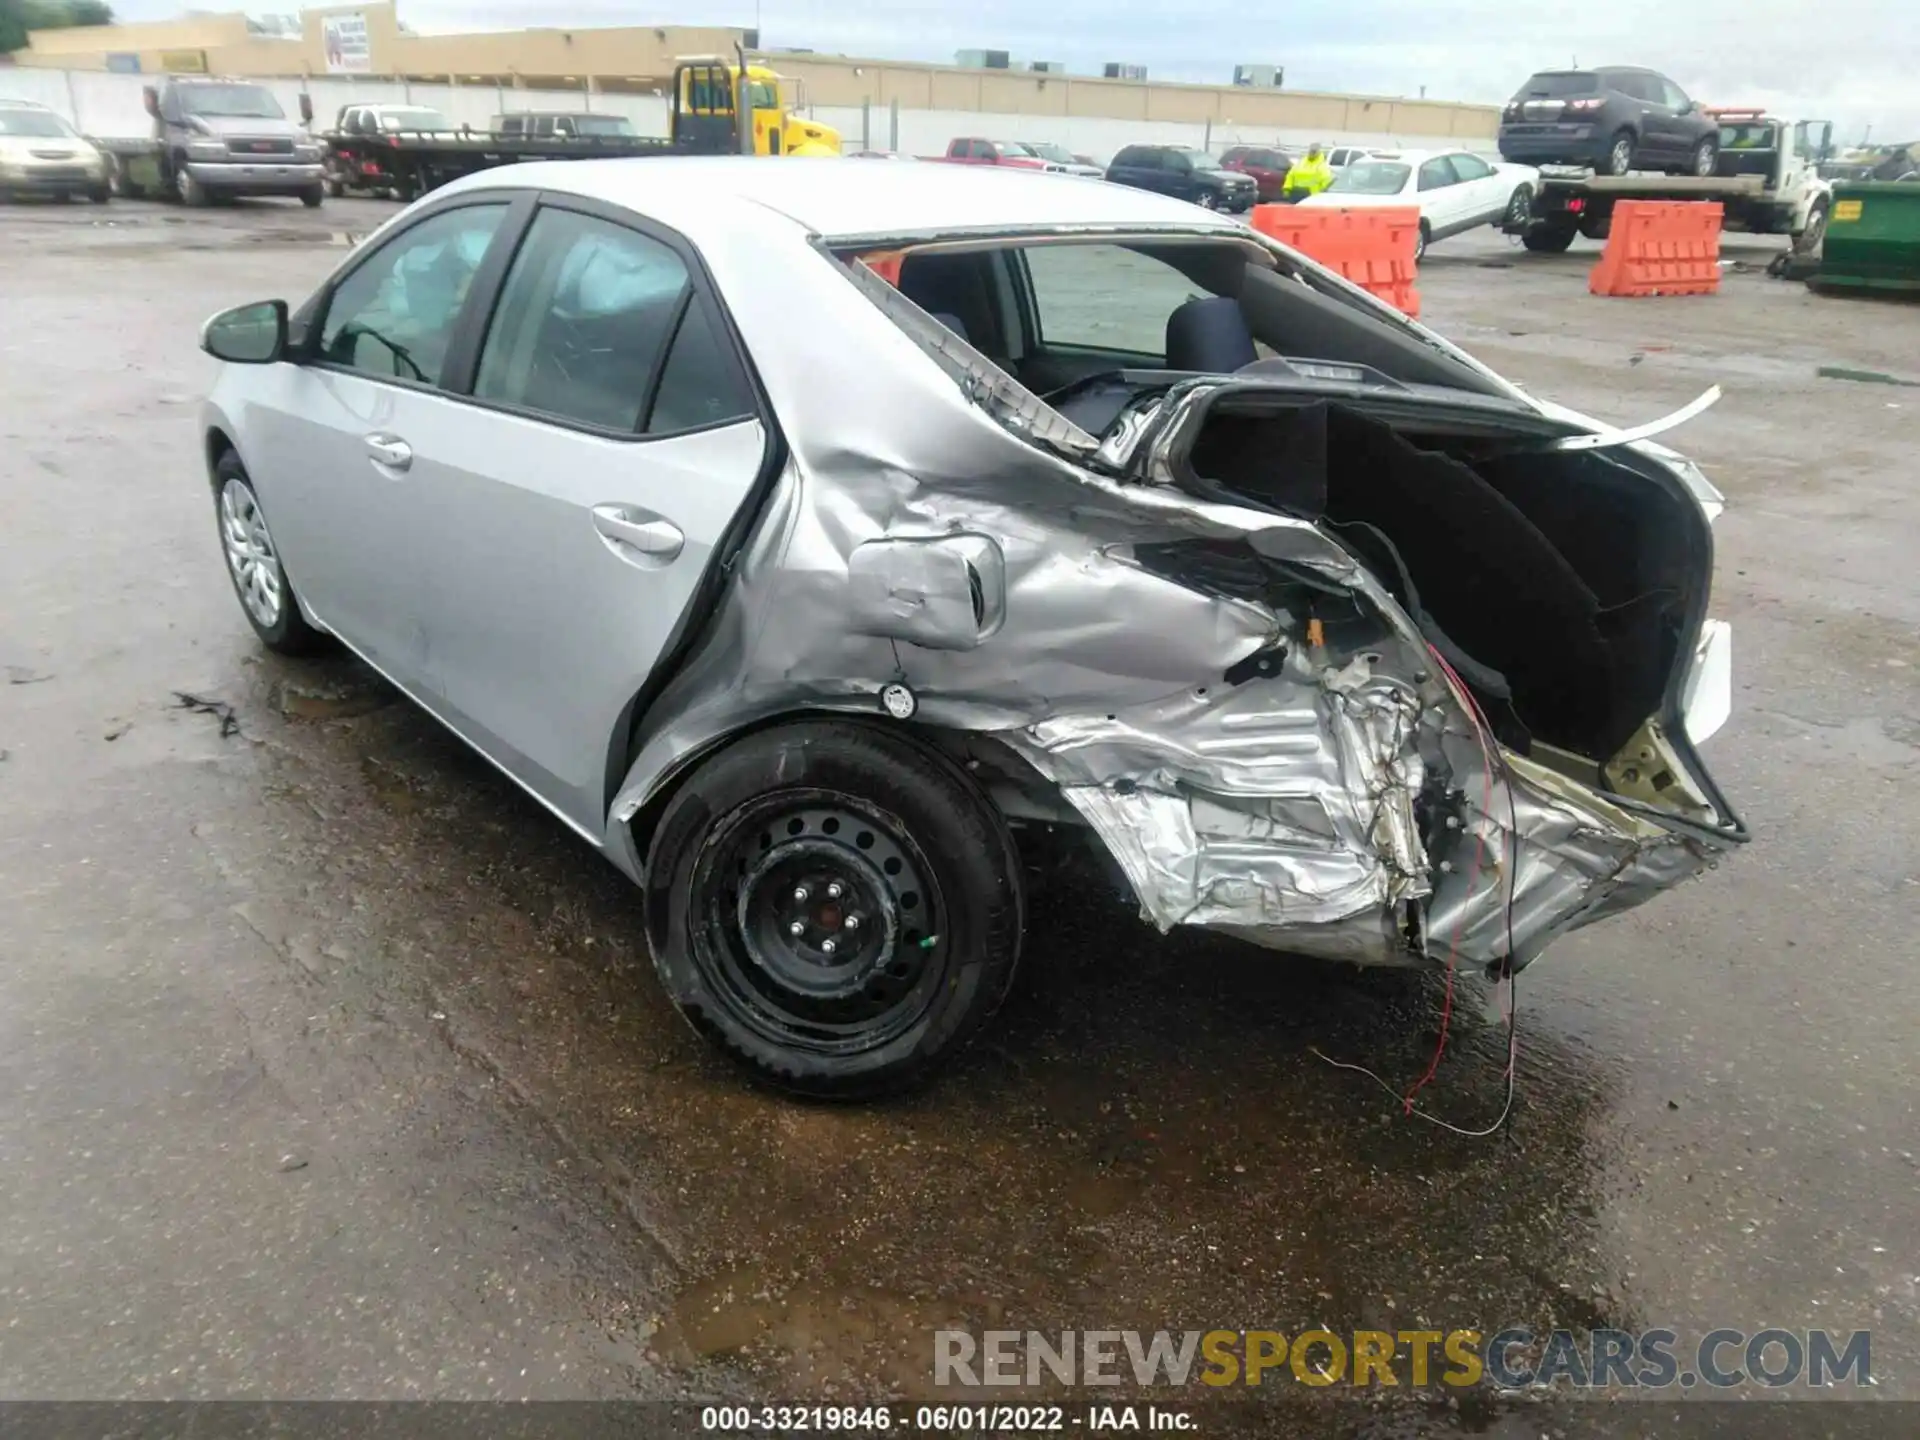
[1221,144,1296,201]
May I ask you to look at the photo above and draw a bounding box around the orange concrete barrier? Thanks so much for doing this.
[1249,205,1421,318]
[1589,201,1723,298]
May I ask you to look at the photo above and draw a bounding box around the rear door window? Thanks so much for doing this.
[1449,153,1493,181]
[474,205,752,436]
[1021,242,1204,356]
[1417,156,1459,190]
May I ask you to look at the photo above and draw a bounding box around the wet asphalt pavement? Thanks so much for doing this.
[1,194,1917,1432]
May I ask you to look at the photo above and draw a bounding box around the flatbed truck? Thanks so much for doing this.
[1505,111,1834,254]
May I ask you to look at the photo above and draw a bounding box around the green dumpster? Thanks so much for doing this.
[1815,182,1920,295]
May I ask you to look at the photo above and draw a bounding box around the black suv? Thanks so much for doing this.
[1498,67,1719,177]
[1105,145,1258,212]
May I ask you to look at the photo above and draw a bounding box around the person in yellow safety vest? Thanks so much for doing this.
[1285,143,1334,200]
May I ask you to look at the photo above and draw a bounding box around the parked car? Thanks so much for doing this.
[1299,149,1539,259]
[1105,144,1257,211]
[1015,141,1105,179]
[1220,144,1295,201]
[1498,66,1720,177]
[0,99,109,203]
[196,158,1742,1097]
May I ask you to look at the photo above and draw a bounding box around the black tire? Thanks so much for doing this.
[107,157,144,200]
[645,720,1025,1099]
[211,449,329,656]
[1522,222,1578,253]
[1502,184,1533,229]
[175,159,208,207]
[1601,129,1636,176]
[88,183,111,204]
[1686,136,1718,178]
[1414,220,1431,262]
[300,185,324,208]
[1793,201,1829,255]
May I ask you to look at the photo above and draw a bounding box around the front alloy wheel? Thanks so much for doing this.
[221,476,283,630]
[646,721,1024,1098]
[1605,132,1635,176]
[212,451,327,655]
[1196,191,1220,210]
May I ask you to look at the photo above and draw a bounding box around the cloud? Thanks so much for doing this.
[113,0,1918,138]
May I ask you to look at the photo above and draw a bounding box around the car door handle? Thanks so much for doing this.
[592,504,684,561]
[364,433,412,470]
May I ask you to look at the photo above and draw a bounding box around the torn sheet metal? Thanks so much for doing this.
[601,226,1737,973]
[1423,750,1720,967]
[1000,650,1430,956]
[1547,385,1722,452]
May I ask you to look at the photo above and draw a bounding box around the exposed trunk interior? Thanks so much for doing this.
[1178,397,1708,767]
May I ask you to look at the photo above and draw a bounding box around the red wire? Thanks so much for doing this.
[1402,647,1501,1114]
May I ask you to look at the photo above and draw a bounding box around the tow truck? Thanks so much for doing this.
[316,52,840,201]
[1505,109,1835,254]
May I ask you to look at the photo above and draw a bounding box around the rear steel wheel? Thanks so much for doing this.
[698,795,945,1052]
[646,721,1025,1098]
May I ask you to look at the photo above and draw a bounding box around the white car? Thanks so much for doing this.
[1299,148,1540,259]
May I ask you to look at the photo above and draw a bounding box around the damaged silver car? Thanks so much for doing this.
[198,159,1744,1096]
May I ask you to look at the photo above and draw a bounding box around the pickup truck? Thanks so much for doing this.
[493,111,637,139]
[1506,110,1835,254]
[94,77,326,207]
[927,138,1051,170]
[321,102,457,198]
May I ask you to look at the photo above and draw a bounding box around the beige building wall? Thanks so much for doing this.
[17,1,1497,140]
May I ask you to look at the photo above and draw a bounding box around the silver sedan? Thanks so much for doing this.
[199,159,1745,1096]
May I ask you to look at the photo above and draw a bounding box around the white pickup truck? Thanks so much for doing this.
[1505,110,1835,254]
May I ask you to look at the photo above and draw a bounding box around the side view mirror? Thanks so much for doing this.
[201,300,288,365]
[298,93,314,125]
[142,85,159,118]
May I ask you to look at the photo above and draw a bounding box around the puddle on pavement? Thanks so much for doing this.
[213,649,1629,1406]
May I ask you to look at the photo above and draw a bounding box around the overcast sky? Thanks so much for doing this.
[118,0,1915,140]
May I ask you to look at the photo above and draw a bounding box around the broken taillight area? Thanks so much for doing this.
[998,389,1741,973]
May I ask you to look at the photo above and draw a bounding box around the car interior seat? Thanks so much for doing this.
[1165,296,1258,373]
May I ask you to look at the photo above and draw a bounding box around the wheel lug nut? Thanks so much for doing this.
[826,881,845,899]
[793,885,809,903]
[821,938,837,955]
[788,920,804,937]
[844,914,861,932]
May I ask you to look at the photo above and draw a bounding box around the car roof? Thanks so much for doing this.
[441,156,1250,243]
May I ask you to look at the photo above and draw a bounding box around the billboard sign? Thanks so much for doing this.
[321,12,372,74]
